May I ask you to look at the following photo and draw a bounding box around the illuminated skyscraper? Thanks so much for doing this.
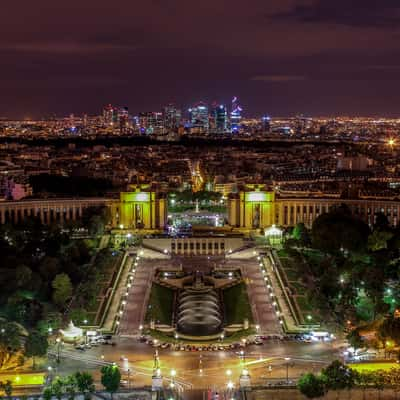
[163,104,182,131]
[189,102,209,133]
[138,112,164,134]
[118,106,129,133]
[212,104,228,132]
[230,97,242,132]
[262,116,271,132]
[103,104,118,126]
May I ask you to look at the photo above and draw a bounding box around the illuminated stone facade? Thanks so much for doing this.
[112,186,167,230]
[0,186,167,230]
[228,189,276,228]
[1,187,399,231]
[228,188,400,229]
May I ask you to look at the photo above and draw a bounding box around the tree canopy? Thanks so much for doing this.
[101,365,121,398]
[298,373,327,399]
[24,331,48,369]
[52,273,73,308]
[312,206,369,253]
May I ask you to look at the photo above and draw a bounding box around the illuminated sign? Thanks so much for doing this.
[133,192,150,202]
[245,192,274,202]
[121,192,150,202]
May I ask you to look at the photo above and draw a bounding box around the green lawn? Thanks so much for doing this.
[290,281,307,295]
[284,268,300,281]
[145,283,175,325]
[296,295,313,312]
[223,282,254,325]
[0,373,45,386]
[277,252,320,324]
[350,363,400,372]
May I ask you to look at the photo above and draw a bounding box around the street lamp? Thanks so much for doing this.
[127,368,131,390]
[284,357,291,384]
[56,338,61,363]
[83,319,88,344]
[175,333,179,349]
[170,368,177,389]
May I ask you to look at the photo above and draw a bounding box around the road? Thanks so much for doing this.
[51,336,343,391]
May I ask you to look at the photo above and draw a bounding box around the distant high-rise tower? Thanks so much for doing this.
[189,102,209,133]
[212,104,228,132]
[163,104,182,131]
[262,116,271,132]
[103,104,117,126]
[118,106,129,133]
[138,111,164,134]
[230,97,242,132]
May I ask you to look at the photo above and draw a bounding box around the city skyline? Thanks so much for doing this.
[3,1,400,118]
[2,2,400,399]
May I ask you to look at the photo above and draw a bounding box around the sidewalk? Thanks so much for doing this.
[102,252,134,332]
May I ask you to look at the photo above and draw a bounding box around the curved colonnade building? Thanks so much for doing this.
[0,185,399,230]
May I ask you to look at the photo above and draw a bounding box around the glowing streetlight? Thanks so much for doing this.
[56,338,62,363]
[284,357,291,384]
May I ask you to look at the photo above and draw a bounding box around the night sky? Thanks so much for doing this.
[2,0,400,118]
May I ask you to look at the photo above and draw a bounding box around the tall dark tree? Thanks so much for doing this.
[25,331,48,369]
[321,360,356,395]
[312,206,369,253]
[74,371,95,400]
[292,222,310,246]
[0,321,22,369]
[378,316,400,346]
[101,365,121,399]
[346,329,364,353]
[298,373,327,399]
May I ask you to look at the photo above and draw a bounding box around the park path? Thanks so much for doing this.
[118,259,156,336]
